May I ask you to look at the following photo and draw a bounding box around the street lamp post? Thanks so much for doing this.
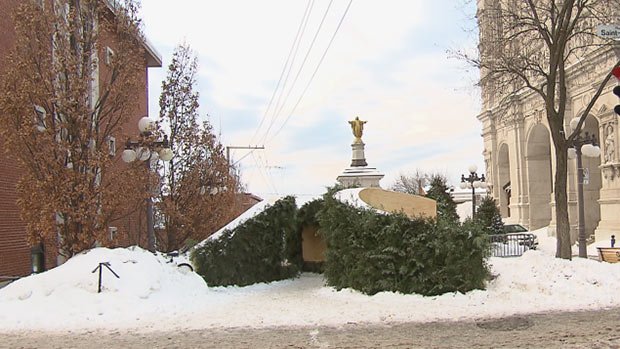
[567,117,601,259]
[460,164,487,219]
[122,116,173,252]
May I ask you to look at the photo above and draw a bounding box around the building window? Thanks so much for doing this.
[104,46,115,66]
[31,243,45,274]
[34,105,46,132]
[108,226,118,240]
[107,136,116,157]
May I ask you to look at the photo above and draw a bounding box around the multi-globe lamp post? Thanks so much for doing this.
[122,116,173,252]
[460,165,487,219]
[567,117,601,258]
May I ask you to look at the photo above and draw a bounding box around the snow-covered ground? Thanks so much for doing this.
[1,227,619,333]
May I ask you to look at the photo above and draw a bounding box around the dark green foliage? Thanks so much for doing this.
[318,190,490,296]
[475,196,504,234]
[191,196,301,286]
[297,198,324,227]
[425,175,459,223]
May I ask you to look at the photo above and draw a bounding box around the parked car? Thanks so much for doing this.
[502,224,538,250]
[502,224,528,234]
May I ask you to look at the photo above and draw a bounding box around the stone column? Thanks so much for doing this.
[350,142,368,167]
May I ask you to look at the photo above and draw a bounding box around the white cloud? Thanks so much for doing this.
[140,1,483,198]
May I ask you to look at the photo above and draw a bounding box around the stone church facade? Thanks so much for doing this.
[476,0,620,244]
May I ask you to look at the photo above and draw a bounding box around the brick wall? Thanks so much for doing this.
[0,0,31,278]
[0,0,158,276]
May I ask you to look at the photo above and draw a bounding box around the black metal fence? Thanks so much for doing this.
[489,233,538,257]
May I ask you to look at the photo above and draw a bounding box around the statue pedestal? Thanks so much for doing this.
[337,141,384,188]
[350,142,368,167]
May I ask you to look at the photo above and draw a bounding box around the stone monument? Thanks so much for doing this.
[337,116,384,188]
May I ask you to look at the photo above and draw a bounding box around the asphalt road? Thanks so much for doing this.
[2,307,620,348]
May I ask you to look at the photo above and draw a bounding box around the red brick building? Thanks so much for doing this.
[0,0,161,279]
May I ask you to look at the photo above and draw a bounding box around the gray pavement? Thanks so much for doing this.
[2,307,620,348]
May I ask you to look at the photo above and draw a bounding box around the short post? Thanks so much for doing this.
[612,235,616,248]
[91,262,120,293]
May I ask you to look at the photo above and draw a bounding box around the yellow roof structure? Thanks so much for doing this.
[357,187,437,219]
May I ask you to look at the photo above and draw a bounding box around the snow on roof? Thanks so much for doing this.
[193,198,275,248]
[333,188,386,214]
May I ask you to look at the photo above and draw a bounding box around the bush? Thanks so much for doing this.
[425,175,459,224]
[318,190,490,296]
[475,196,504,234]
[191,196,300,286]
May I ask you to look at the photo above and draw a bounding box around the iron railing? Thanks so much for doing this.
[489,233,538,257]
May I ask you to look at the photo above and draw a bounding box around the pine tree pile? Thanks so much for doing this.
[318,190,490,296]
[191,196,301,286]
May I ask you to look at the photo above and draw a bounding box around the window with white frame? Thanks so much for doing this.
[108,226,118,240]
[34,105,46,132]
[106,136,116,157]
[104,46,115,66]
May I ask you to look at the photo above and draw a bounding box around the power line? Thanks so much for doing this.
[267,0,353,144]
[239,0,353,191]
[250,0,314,145]
[252,152,279,195]
[265,0,315,141]
[259,0,335,145]
[226,145,264,166]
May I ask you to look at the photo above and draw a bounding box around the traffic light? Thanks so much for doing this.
[614,67,620,116]
[615,85,620,116]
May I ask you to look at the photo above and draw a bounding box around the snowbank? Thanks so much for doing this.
[2,229,620,332]
[0,247,208,331]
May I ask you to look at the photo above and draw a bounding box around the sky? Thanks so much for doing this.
[138,1,483,200]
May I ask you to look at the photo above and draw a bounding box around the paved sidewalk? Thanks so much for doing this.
[2,307,620,348]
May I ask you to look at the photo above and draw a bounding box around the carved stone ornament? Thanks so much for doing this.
[601,163,620,181]
[604,123,616,164]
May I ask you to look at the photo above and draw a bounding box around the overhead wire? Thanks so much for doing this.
[238,1,353,193]
[249,0,314,145]
[252,152,279,195]
[258,0,334,146]
[259,152,280,195]
[267,0,353,144]
[264,0,315,140]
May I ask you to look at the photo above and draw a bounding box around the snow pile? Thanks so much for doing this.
[0,247,207,330]
[1,229,620,332]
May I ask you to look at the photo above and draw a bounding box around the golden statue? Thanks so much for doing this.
[348,116,367,143]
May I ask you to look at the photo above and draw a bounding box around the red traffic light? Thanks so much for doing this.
[615,86,620,116]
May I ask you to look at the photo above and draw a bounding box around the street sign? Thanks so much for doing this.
[596,24,620,40]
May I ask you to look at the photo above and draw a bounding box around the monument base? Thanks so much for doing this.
[350,142,367,167]
[337,166,384,188]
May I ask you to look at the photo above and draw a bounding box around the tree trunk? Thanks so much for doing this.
[553,140,571,259]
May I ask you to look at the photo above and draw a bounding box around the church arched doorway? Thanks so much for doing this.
[498,143,511,218]
[526,124,552,230]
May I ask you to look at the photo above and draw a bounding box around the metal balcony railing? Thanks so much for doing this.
[489,233,538,257]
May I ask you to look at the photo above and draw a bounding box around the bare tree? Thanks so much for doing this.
[0,1,150,257]
[389,170,432,195]
[467,0,620,259]
[157,44,241,252]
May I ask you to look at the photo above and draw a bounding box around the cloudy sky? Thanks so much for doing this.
[139,0,483,201]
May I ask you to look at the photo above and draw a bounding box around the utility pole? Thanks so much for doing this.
[226,145,265,165]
